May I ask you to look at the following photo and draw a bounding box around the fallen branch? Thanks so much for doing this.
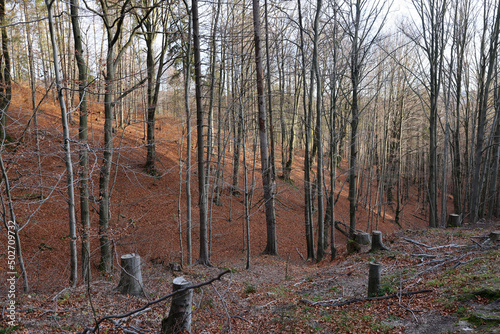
[452,256,487,269]
[410,253,437,258]
[232,315,252,324]
[80,269,230,334]
[334,221,364,238]
[403,238,431,248]
[415,257,451,267]
[296,247,306,261]
[306,289,433,308]
[257,299,281,309]
[393,302,422,322]
[470,238,483,248]
[299,297,342,306]
[335,221,349,238]
[428,244,467,250]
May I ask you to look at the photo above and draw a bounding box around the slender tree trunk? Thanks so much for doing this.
[192,0,210,265]
[264,0,276,180]
[46,0,78,286]
[470,0,500,221]
[313,0,325,261]
[0,0,11,140]
[70,0,91,283]
[349,1,361,238]
[183,4,193,266]
[298,0,314,260]
[145,32,157,173]
[252,0,277,255]
[487,80,500,217]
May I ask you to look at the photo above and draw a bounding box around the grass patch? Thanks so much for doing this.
[0,326,20,334]
[273,286,290,298]
[243,284,256,296]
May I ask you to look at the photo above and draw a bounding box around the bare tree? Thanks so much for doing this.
[470,0,500,221]
[312,0,325,261]
[298,0,315,260]
[46,0,78,286]
[141,0,170,174]
[342,0,389,236]
[0,0,11,140]
[408,0,447,228]
[252,0,277,255]
[70,0,91,283]
[192,0,210,265]
[88,0,154,272]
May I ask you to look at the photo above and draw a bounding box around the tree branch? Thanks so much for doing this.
[300,289,432,307]
[80,269,230,333]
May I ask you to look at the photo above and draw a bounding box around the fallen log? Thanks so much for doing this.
[403,238,431,248]
[302,289,433,308]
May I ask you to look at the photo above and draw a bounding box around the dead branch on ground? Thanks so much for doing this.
[79,269,230,334]
[299,289,432,308]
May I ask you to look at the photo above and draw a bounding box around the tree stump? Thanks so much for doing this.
[447,214,462,227]
[367,262,381,297]
[161,277,193,334]
[356,232,371,245]
[489,231,500,242]
[347,232,372,253]
[370,231,388,252]
[115,253,145,297]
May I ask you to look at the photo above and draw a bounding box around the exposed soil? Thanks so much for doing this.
[0,84,499,333]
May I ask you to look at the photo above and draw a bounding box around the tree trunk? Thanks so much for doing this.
[471,1,500,221]
[0,0,11,140]
[70,0,91,283]
[370,231,388,252]
[298,0,315,261]
[367,262,381,297]
[447,213,462,227]
[145,33,157,173]
[115,254,145,296]
[264,0,276,181]
[192,0,210,265]
[183,4,193,266]
[252,0,277,255]
[487,81,500,217]
[313,0,325,261]
[46,0,78,286]
[348,0,362,238]
[161,277,193,334]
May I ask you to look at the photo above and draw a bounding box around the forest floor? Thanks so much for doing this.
[0,83,499,333]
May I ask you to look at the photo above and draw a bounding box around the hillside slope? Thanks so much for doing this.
[2,84,498,333]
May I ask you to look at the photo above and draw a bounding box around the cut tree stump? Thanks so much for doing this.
[348,232,371,253]
[356,232,371,245]
[161,277,193,334]
[115,253,145,297]
[489,231,500,242]
[447,213,462,227]
[370,231,388,252]
[367,262,381,297]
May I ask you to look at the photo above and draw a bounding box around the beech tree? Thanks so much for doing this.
[342,0,390,237]
[192,0,210,265]
[470,0,500,221]
[70,0,91,283]
[252,0,277,255]
[46,0,78,286]
[408,0,448,228]
[0,0,10,140]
